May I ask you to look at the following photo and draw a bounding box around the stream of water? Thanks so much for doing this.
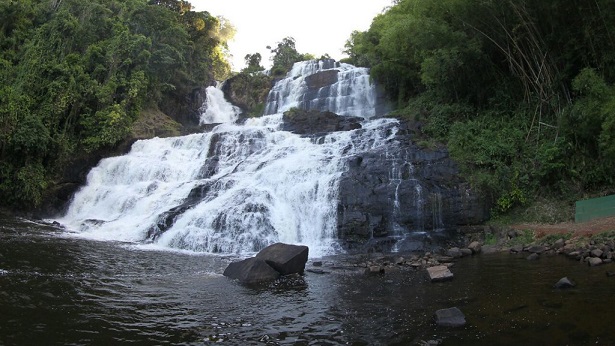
[2,216,614,345]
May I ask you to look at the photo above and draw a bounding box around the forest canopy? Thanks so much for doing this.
[0,0,234,208]
[344,0,615,214]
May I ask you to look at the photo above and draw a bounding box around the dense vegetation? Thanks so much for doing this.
[0,0,233,208]
[344,0,615,216]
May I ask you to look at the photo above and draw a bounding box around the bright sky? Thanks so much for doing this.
[191,0,392,71]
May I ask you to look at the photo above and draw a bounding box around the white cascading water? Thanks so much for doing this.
[264,59,377,118]
[200,85,241,124]
[57,60,395,257]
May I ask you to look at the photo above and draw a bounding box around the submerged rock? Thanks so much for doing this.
[554,277,575,289]
[434,307,466,327]
[527,253,540,261]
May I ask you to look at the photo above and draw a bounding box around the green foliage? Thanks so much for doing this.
[267,37,314,77]
[506,229,535,247]
[0,0,234,208]
[346,0,615,216]
[243,53,264,73]
[283,107,301,118]
[483,232,497,246]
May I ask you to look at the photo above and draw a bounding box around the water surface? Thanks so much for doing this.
[1,216,614,345]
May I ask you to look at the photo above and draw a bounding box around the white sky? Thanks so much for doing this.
[191,0,392,71]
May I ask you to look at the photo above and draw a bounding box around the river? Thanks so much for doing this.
[1,215,614,345]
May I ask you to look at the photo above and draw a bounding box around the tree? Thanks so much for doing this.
[267,37,313,77]
[243,53,264,72]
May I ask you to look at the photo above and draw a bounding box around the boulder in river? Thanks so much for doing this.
[224,243,309,284]
[467,241,481,254]
[255,243,309,275]
[587,257,603,266]
[434,307,466,327]
[223,257,281,284]
[554,277,575,289]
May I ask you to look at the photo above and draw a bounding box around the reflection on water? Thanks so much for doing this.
[1,216,614,345]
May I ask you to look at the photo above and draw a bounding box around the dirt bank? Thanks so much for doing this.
[511,216,615,238]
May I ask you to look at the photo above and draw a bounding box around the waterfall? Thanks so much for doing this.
[264,59,377,118]
[57,60,395,257]
[199,85,241,124]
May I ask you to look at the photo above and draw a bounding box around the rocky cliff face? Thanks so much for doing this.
[221,72,274,117]
[336,120,488,251]
[280,110,489,252]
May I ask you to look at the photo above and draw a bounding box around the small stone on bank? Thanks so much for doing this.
[526,253,540,261]
[446,247,462,258]
[434,307,466,327]
[467,241,481,254]
[587,257,603,266]
[366,266,385,275]
[590,249,604,258]
[527,245,546,254]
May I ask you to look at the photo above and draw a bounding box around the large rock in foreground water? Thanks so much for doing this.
[256,243,309,275]
[223,258,280,284]
[224,243,309,284]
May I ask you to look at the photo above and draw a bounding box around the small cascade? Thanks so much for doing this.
[57,63,400,257]
[199,85,241,124]
[264,59,377,118]
[430,192,444,231]
[387,151,427,252]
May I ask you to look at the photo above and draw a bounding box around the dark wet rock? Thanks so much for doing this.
[467,241,481,254]
[527,245,546,254]
[460,248,473,257]
[554,277,575,289]
[510,244,524,253]
[427,265,454,282]
[447,247,462,258]
[365,266,385,275]
[281,109,362,136]
[567,251,582,260]
[434,307,466,327]
[306,268,328,274]
[255,243,309,275]
[527,253,540,261]
[304,69,339,89]
[312,261,323,267]
[223,257,280,284]
[606,271,615,277]
[337,119,489,252]
[590,249,604,258]
[434,255,454,263]
[553,238,565,249]
[588,257,603,266]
